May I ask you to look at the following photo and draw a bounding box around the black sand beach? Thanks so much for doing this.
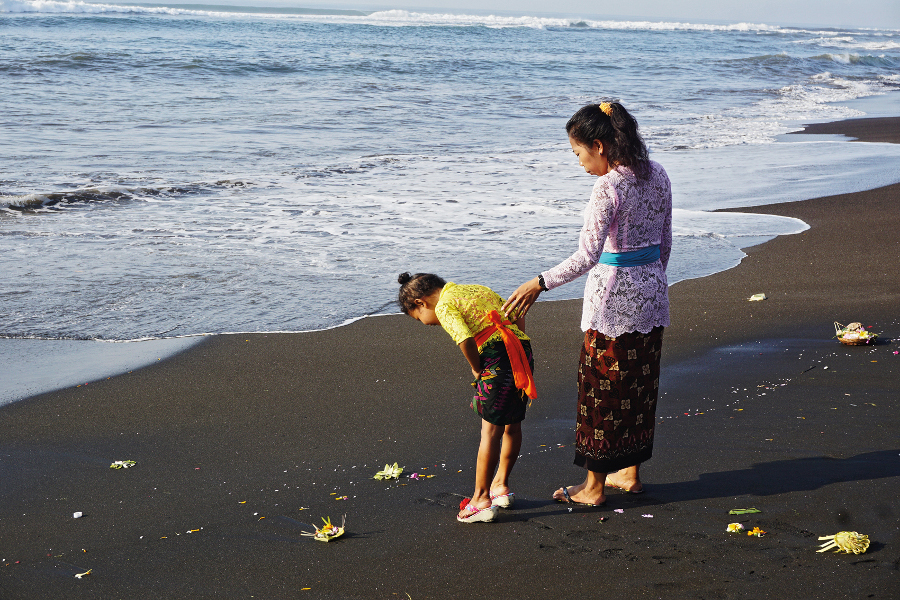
[1,118,898,599]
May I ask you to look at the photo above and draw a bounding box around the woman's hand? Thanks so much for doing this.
[471,367,481,380]
[502,277,543,321]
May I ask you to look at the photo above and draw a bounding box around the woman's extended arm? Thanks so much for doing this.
[503,178,616,319]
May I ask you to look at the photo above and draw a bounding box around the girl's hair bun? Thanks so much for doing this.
[396,272,447,314]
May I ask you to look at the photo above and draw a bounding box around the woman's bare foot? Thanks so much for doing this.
[604,471,643,493]
[552,482,605,506]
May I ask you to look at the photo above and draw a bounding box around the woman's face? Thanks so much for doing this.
[569,136,609,177]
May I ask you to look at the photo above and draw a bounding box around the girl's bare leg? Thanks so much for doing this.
[465,420,505,511]
[605,464,642,493]
[552,469,607,506]
[490,422,522,497]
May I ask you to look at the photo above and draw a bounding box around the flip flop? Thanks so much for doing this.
[554,486,605,507]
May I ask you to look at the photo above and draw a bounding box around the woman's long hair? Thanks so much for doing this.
[566,102,650,179]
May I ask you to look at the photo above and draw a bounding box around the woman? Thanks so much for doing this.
[502,101,672,506]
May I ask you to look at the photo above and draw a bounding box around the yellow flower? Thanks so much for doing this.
[747,527,766,537]
[726,523,744,533]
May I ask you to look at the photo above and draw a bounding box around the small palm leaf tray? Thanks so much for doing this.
[834,322,878,346]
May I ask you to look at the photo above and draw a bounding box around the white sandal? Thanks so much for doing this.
[457,499,499,523]
[490,492,515,508]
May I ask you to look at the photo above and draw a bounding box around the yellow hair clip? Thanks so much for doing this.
[599,102,613,116]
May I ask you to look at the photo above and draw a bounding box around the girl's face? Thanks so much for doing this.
[569,136,609,177]
[410,304,440,326]
[410,290,442,326]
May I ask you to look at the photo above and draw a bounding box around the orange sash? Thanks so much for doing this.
[473,310,537,400]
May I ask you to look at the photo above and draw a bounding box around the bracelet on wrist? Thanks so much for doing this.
[538,274,548,291]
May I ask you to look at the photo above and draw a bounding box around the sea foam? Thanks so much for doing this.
[2,7,899,340]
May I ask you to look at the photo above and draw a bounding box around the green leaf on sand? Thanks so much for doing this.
[729,508,762,515]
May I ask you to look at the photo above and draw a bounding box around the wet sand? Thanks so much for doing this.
[1,117,898,599]
[0,337,202,407]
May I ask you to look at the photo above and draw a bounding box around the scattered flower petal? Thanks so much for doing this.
[727,523,745,533]
[614,509,624,514]
[747,527,766,537]
[74,569,92,579]
[109,460,136,469]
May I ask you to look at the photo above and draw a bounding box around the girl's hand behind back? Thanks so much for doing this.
[502,277,543,320]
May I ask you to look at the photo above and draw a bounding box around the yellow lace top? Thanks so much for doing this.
[434,282,529,347]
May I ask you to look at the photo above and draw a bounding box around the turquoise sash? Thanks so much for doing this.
[597,244,660,267]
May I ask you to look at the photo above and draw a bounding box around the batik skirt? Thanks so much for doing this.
[471,339,533,426]
[573,326,663,473]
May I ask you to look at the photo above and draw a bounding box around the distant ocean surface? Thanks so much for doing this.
[2,2,900,341]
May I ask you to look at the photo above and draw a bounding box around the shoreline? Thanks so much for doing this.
[3,114,898,407]
[1,116,898,598]
[0,337,203,408]
[787,116,900,144]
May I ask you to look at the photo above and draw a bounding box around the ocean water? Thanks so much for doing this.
[2,3,900,341]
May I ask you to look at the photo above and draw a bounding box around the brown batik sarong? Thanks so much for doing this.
[573,326,663,473]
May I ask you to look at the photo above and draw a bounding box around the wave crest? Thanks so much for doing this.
[0,0,219,15]
[0,180,250,212]
[0,1,816,33]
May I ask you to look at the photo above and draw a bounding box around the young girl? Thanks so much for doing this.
[398,272,536,523]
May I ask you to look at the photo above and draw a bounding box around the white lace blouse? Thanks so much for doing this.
[542,160,672,337]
